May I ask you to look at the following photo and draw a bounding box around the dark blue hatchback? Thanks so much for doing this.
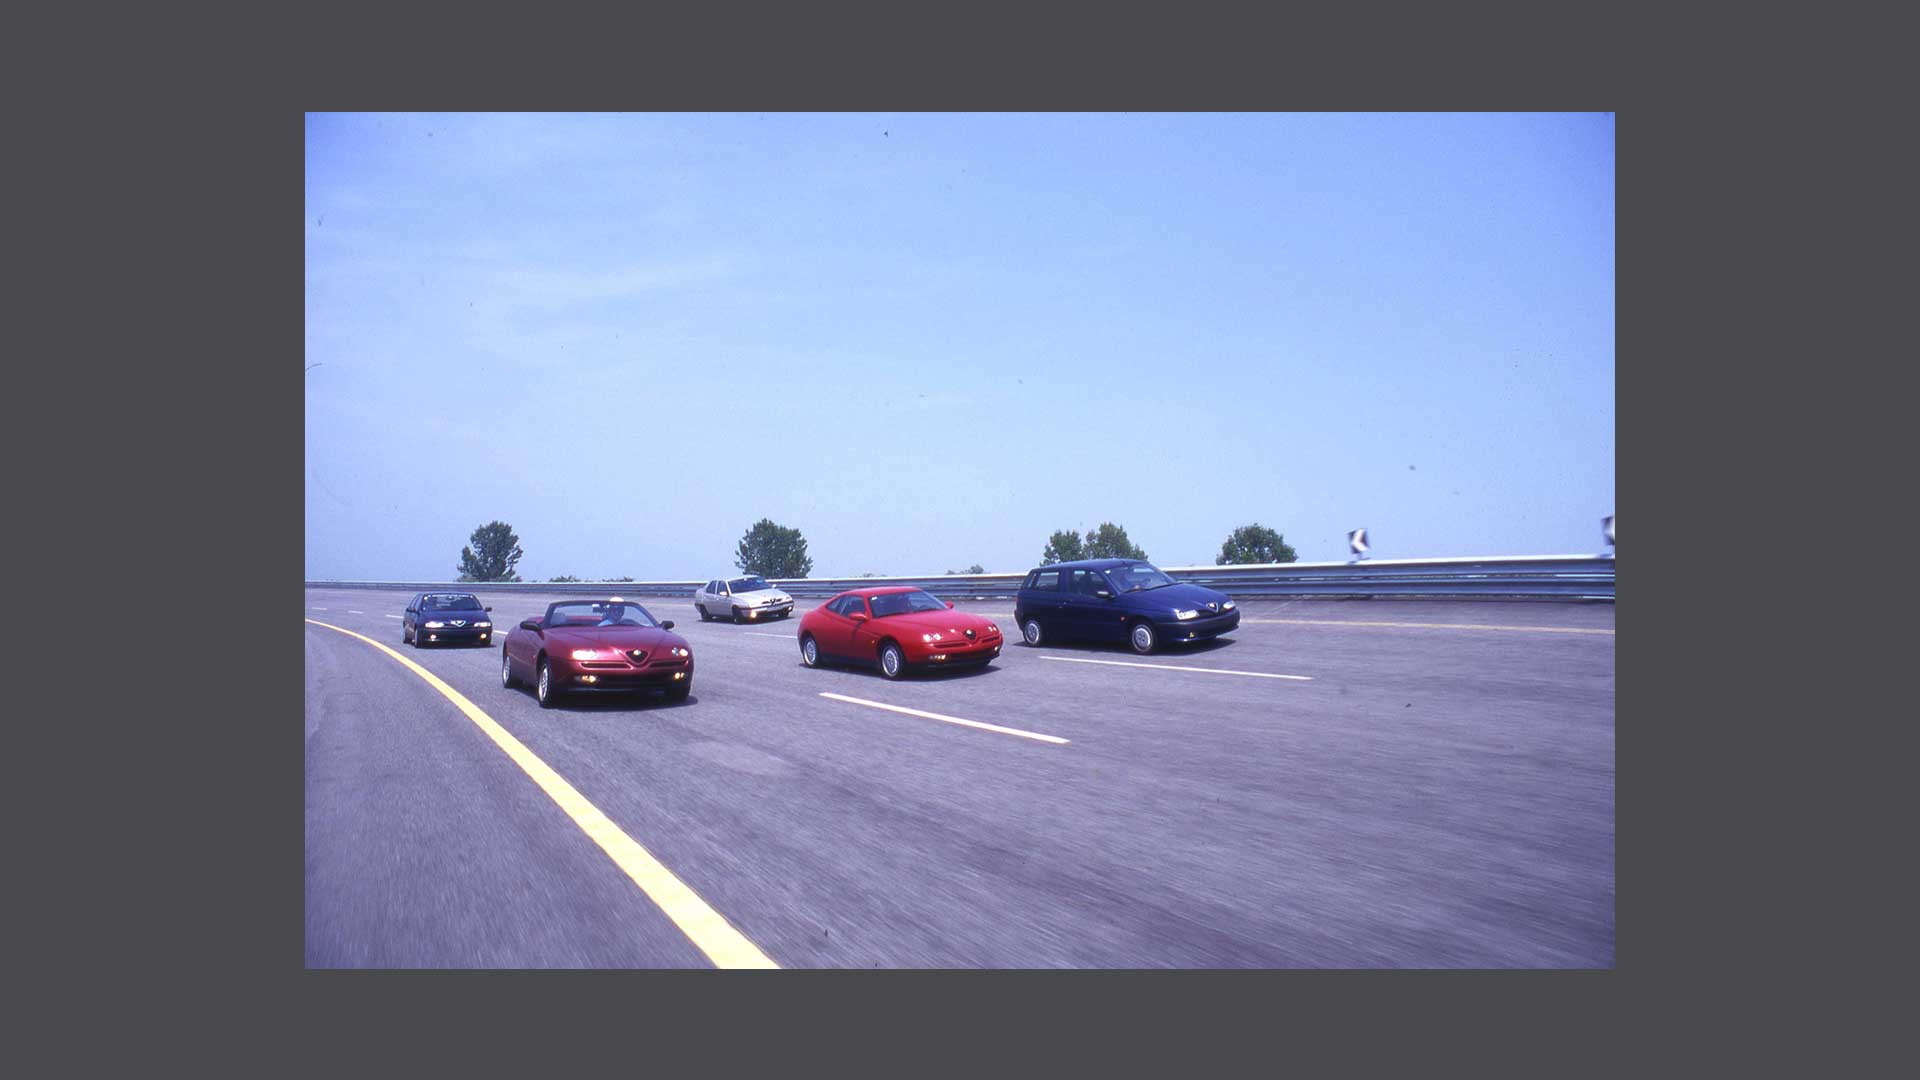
[1013,559,1239,654]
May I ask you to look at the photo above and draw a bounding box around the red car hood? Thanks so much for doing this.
[541,625,687,652]
[871,610,1000,637]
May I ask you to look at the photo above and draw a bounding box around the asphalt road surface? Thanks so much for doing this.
[305,587,1614,968]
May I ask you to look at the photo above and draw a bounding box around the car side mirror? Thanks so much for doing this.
[661,620,675,630]
[851,612,869,623]
[485,606,492,612]
[945,600,955,609]
[520,619,542,632]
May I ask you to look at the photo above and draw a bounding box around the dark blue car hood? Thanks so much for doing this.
[1118,581,1230,612]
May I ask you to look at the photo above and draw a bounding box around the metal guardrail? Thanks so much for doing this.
[306,554,1614,602]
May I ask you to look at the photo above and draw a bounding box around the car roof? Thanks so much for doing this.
[1026,558,1140,572]
[840,585,921,596]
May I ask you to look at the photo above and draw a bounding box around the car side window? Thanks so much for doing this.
[1069,569,1106,596]
[1027,571,1059,592]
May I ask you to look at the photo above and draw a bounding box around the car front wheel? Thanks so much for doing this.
[732,606,745,622]
[536,658,557,708]
[879,642,905,679]
[1022,618,1044,646]
[1130,622,1158,654]
[413,626,429,649]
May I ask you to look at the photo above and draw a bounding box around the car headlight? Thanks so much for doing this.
[671,647,690,658]
[424,621,445,628]
[1175,609,1199,620]
[475,621,492,628]
[986,622,998,634]
[922,632,944,643]
[570,649,600,661]
[1221,601,1234,611]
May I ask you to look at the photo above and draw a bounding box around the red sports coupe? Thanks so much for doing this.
[500,598,693,707]
[797,587,1003,678]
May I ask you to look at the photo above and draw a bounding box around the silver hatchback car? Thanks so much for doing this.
[694,575,796,622]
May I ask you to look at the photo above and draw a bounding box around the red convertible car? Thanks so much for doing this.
[500,598,693,708]
[797,586,1003,678]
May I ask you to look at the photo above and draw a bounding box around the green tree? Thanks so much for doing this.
[736,518,813,578]
[945,564,986,575]
[1040,529,1085,565]
[457,521,523,582]
[1083,522,1148,561]
[549,574,581,583]
[1216,523,1299,565]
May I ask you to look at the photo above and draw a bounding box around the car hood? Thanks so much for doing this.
[540,625,687,651]
[732,588,793,604]
[1120,582,1232,612]
[869,609,1001,636]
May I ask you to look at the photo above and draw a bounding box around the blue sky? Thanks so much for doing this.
[305,113,1613,580]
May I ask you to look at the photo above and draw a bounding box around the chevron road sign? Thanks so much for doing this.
[1348,528,1370,558]
[1603,515,1615,547]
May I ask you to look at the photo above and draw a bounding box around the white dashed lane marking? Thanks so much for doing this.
[1038,656,1313,681]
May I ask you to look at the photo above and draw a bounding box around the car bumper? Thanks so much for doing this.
[1155,610,1240,642]
[555,657,694,691]
[418,626,494,644]
[738,603,793,620]
[909,639,1004,668]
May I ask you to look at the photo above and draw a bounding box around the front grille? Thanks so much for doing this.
[626,648,648,663]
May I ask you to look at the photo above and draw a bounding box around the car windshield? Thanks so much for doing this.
[545,601,659,628]
[868,590,948,617]
[1107,563,1177,592]
[423,594,484,610]
[729,577,773,593]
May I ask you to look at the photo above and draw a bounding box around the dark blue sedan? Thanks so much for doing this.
[1013,559,1239,654]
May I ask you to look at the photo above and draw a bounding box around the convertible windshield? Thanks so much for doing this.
[1106,563,1178,592]
[423,594,484,610]
[868,590,948,617]
[545,601,659,628]
[729,577,773,593]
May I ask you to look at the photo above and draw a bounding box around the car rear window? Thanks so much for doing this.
[1025,570,1060,592]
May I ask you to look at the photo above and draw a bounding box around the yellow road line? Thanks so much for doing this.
[1241,618,1613,635]
[305,618,778,969]
[818,692,1069,745]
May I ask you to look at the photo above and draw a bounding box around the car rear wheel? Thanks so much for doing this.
[536,658,557,708]
[697,604,712,622]
[800,634,820,668]
[879,642,905,679]
[1022,618,1044,646]
[1130,622,1158,654]
[501,649,517,689]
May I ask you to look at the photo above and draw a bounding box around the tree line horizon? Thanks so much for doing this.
[452,518,1299,584]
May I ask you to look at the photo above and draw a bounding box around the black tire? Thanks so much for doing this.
[1129,621,1158,655]
[879,641,906,680]
[536,658,558,708]
[698,604,712,622]
[1021,618,1044,646]
[501,648,517,689]
[666,683,691,702]
[731,605,745,623]
[403,624,412,644]
[413,625,429,649]
[800,634,821,668]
